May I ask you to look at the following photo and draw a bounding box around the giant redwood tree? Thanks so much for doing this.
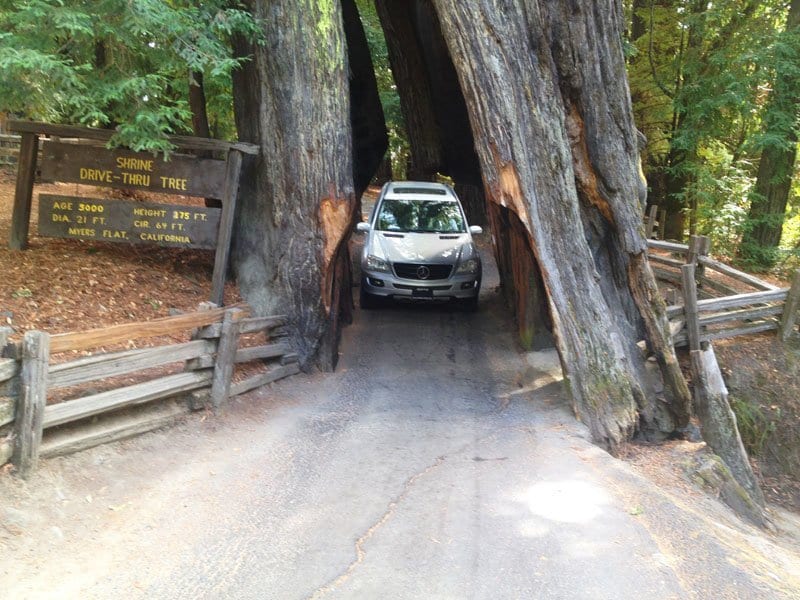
[231,0,692,448]
[231,0,385,371]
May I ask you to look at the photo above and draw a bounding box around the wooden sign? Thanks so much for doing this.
[38,194,221,249]
[8,120,259,305]
[40,141,227,199]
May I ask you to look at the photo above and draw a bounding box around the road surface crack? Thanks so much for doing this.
[307,455,447,599]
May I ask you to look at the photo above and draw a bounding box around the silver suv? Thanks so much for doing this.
[357,181,482,310]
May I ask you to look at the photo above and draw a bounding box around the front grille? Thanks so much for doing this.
[393,283,451,291]
[394,262,453,280]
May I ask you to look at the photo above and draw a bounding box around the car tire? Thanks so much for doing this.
[360,283,380,309]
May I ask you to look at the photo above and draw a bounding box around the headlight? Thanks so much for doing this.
[456,258,480,274]
[366,254,390,272]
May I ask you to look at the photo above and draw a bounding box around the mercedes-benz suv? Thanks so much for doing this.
[356,181,482,310]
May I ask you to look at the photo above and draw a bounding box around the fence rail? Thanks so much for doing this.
[646,234,800,347]
[1,132,46,167]
[0,133,20,165]
[0,304,299,477]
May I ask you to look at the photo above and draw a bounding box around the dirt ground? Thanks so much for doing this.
[0,168,241,339]
[0,166,798,515]
[715,335,800,509]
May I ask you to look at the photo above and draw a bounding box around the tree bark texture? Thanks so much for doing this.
[375,0,443,181]
[432,0,692,447]
[231,0,358,370]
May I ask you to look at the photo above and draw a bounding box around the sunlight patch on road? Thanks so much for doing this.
[515,480,611,525]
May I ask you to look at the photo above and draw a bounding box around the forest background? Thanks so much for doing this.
[1,0,798,273]
[1,0,800,506]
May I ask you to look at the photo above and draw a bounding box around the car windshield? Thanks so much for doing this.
[376,198,466,233]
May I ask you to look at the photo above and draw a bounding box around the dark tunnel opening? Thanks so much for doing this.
[344,0,552,347]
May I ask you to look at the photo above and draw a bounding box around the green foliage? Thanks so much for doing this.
[0,0,261,151]
[627,0,799,272]
[749,28,800,156]
[693,141,752,258]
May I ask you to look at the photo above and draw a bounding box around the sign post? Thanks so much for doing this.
[9,133,39,250]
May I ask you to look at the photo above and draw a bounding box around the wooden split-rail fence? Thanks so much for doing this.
[646,236,800,349]
[0,304,299,477]
[644,212,798,519]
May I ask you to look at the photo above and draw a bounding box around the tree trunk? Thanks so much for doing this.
[231,1,358,370]
[189,70,211,140]
[342,0,389,199]
[188,70,221,208]
[432,0,692,447]
[741,143,798,257]
[629,0,648,44]
[662,143,689,240]
[455,182,487,227]
[740,0,800,265]
[375,0,443,181]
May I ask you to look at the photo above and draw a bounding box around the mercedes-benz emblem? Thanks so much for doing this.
[416,265,431,280]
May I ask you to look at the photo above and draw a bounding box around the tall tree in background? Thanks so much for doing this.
[627,0,788,246]
[740,0,800,266]
[0,0,258,151]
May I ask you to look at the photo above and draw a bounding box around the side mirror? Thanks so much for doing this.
[356,222,371,233]
[469,225,483,235]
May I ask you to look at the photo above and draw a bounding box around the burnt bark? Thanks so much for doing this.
[432,0,692,447]
[489,203,550,347]
[455,182,487,227]
[231,1,358,370]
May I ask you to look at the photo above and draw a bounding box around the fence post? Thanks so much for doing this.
[9,132,39,250]
[210,307,244,409]
[696,235,711,285]
[681,264,702,352]
[686,235,702,266]
[645,205,658,239]
[779,269,800,342]
[685,234,711,291]
[0,326,12,351]
[185,302,217,410]
[12,330,49,478]
[210,150,243,306]
[658,209,667,240]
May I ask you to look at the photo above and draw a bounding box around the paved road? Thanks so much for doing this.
[2,252,800,599]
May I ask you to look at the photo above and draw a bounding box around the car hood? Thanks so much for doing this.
[373,232,477,264]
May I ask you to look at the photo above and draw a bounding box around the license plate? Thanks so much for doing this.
[412,288,433,298]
